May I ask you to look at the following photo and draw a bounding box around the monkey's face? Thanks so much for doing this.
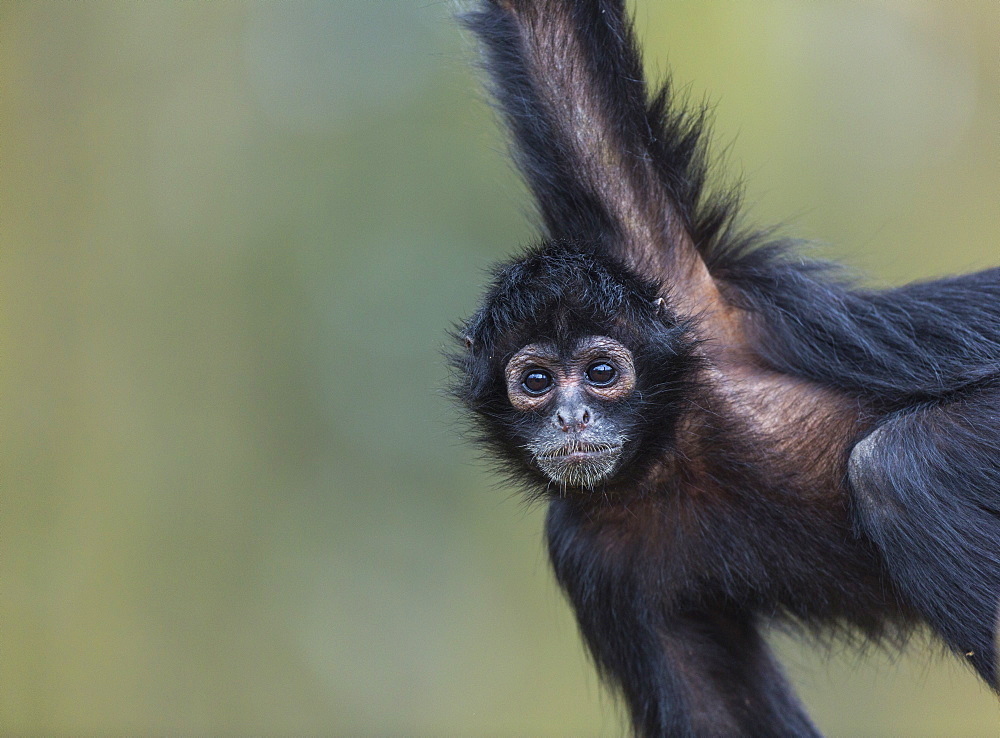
[453,243,697,494]
[503,336,638,488]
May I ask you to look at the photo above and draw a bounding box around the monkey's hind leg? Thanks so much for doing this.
[849,389,1000,687]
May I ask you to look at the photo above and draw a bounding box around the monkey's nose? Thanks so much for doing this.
[556,406,591,432]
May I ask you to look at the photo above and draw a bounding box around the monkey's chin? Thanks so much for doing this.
[532,444,623,489]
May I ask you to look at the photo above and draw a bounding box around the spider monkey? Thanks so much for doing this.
[451,1,1000,735]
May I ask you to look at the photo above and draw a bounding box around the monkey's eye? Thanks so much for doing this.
[586,361,617,386]
[522,369,553,395]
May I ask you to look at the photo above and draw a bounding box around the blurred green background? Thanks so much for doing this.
[2,1,999,735]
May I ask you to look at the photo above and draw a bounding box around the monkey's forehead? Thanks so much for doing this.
[465,300,638,353]
[506,335,634,361]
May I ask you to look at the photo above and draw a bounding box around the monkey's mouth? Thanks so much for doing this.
[537,441,622,461]
[531,441,624,488]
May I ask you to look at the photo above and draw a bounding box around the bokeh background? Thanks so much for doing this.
[2,1,999,735]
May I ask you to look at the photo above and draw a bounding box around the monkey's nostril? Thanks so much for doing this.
[555,407,591,432]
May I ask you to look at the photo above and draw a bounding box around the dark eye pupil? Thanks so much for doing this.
[522,370,552,394]
[587,362,616,385]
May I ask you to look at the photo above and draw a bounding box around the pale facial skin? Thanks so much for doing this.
[504,336,637,488]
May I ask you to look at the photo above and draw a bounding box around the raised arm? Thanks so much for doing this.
[462,0,726,295]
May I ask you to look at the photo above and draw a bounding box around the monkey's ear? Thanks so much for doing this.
[463,0,712,281]
[463,335,474,350]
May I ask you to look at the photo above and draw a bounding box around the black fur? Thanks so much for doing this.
[721,247,1000,405]
[849,393,1000,684]
[453,1,1000,735]
[456,245,699,495]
